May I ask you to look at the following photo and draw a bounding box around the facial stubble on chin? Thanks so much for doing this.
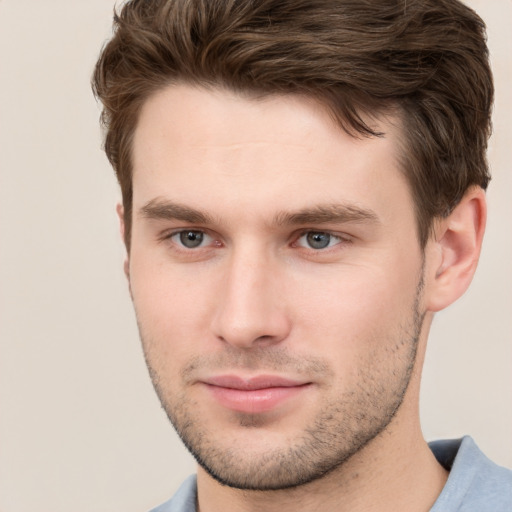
[137,274,425,491]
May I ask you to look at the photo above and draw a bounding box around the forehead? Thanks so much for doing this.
[133,84,396,156]
[131,84,411,225]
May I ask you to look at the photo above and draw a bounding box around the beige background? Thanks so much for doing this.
[0,1,510,511]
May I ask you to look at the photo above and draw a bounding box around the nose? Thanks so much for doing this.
[211,247,292,349]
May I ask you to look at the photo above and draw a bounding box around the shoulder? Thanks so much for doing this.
[430,436,512,512]
[149,475,198,512]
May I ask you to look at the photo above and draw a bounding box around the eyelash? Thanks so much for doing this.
[293,230,351,251]
[160,228,352,252]
[161,230,219,250]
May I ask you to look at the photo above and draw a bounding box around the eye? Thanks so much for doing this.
[296,231,344,250]
[171,230,212,249]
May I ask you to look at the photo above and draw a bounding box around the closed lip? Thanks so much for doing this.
[200,374,312,413]
[201,375,310,390]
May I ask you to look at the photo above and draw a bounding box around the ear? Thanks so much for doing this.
[116,203,130,280]
[425,187,487,312]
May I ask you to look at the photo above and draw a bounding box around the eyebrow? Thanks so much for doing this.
[273,204,380,226]
[139,198,380,227]
[140,198,215,224]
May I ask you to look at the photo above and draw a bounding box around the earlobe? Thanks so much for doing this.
[116,203,130,280]
[426,187,487,312]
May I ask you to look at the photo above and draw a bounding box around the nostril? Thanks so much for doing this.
[254,335,276,345]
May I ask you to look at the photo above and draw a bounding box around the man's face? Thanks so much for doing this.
[128,85,427,490]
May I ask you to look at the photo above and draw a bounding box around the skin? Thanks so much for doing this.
[122,84,486,512]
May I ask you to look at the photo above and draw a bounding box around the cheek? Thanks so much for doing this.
[292,263,419,354]
[129,254,220,358]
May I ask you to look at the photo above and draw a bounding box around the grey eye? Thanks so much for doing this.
[306,232,331,249]
[179,230,204,248]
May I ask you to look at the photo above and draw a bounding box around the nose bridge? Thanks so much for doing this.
[212,241,290,348]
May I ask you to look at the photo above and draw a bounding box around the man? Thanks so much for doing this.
[92,0,511,510]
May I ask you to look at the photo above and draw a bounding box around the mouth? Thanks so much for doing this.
[200,375,312,414]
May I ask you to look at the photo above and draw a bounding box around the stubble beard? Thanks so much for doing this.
[138,278,425,491]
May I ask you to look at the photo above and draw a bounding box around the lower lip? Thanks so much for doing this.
[204,384,310,414]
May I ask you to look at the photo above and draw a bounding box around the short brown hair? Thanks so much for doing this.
[92,0,493,249]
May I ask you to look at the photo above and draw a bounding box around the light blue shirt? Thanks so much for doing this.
[150,436,512,511]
